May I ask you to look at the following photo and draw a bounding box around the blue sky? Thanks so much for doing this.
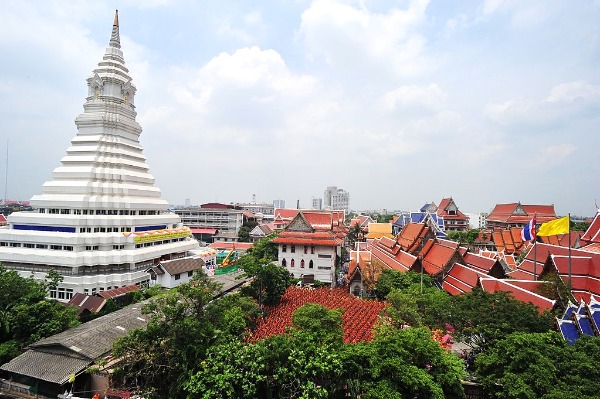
[0,0,598,217]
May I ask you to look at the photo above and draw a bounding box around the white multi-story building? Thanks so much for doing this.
[312,198,323,210]
[0,12,199,301]
[272,210,346,284]
[273,199,286,209]
[324,186,350,212]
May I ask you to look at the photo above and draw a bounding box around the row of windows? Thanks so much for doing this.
[0,242,74,251]
[49,280,151,300]
[79,227,130,233]
[39,208,162,216]
[0,237,186,251]
[281,258,314,269]
[281,245,316,254]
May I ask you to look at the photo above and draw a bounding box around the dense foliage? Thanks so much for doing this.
[476,332,600,399]
[0,266,79,364]
[186,304,466,399]
[112,273,260,398]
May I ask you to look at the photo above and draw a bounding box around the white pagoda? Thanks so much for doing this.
[0,11,199,300]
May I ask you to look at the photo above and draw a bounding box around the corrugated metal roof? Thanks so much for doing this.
[1,350,91,384]
[30,304,148,360]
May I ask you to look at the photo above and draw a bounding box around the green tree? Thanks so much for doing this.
[186,304,346,399]
[112,272,258,398]
[291,303,344,344]
[238,226,251,242]
[347,222,364,247]
[346,327,467,399]
[475,332,600,399]
[448,287,554,354]
[0,266,79,363]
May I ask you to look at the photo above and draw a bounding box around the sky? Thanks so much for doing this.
[0,0,599,217]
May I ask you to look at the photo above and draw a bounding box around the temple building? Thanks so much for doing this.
[0,12,199,300]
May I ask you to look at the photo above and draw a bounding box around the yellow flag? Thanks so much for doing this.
[68,373,76,383]
[537,216,569,236]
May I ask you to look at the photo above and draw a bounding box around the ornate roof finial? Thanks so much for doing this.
[109,9,121,49]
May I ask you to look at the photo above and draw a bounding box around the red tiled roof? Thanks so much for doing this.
[486,203,557,224]
[463,252,501,275]
[273,230,341,246]
[442,263,488,295]
[370,244,414,272]
[98,284,139,299]
[436,197,468,220]
[582,243,600,253]
[274,208,300,220]
[303,211,334,230]
[68,293,106,315]
[479,277,556,312]
[581,211,600,244]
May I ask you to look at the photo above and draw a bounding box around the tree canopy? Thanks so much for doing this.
[0,266,79,364]
[476,332,600,399]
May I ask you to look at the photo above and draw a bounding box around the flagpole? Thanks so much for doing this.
[533,213,537,281]
[568,213,572,291]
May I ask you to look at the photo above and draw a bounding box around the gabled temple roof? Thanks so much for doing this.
[486,202,557,224]
[479,277,556,312]
[581,211,600,245]
[420,242,458,276]
[442,263,487,295]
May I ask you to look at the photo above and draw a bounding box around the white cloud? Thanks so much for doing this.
[533,144,576,169]
[483,81,600,126]
[298,0,432,79]
[380,84,447,112]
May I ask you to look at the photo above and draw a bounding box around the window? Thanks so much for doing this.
[309,260,314,269]
[304,246,308,254]
[290,259,295,267]
[311,246,315,254]
[58,288,65,300]
[64,246,73,251]
[36,244,48,249]
[300,259,305,268]
[188,271,194,277]
[282,245,287,253]
[24,243,35,248]
[175,273,181,280]
[282,258,287,267]
[60,209,71,214]
[49,290,57,299]
[291,245,296,253]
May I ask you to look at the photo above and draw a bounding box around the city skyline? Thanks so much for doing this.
[0,1,598,217]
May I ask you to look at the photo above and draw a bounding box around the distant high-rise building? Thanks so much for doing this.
[323,186,350,211]
[273,199,285,209]
[312,198,323,210]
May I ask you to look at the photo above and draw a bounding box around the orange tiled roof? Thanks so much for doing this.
[397,223,429,251]
[365,223,394,239]
[420,242,457,276]
[487,203,557,224]
[539,231,581,248]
